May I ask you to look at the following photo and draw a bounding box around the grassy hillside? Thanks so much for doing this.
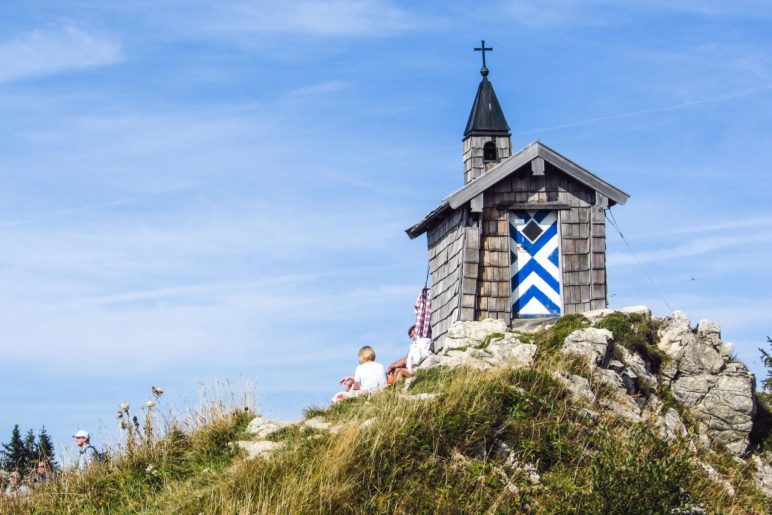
[4,319,770,513]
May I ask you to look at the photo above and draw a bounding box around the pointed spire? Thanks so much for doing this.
[464,41,510,137]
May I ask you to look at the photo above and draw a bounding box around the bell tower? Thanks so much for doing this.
[463,41,511,184]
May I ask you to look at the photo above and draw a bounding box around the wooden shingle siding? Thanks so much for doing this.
[427,209,468,351]
[476,162,608,318]
[463,136,513,184]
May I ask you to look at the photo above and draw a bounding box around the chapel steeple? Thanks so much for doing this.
[463,41,512,184]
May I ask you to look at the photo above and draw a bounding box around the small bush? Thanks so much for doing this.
[578,425,697,514]
[595,313,666,373]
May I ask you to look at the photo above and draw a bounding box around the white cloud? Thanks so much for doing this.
[632,216,772,241]
[0,25,122,83]
[515,83,772,135]
[498,0,772,28]
[173,0,419,40]
[608,232,772,266]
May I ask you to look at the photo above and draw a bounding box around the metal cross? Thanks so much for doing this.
[474,40,493,68]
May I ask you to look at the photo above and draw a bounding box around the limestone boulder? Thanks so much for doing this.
[446,318,507,344]
[246,416,290,439]
[235,440,283,460]
[643,395,688,442]
[618,346,658,391]
[656,312,756,455]
[555,373,595,404]
[751,454,772,497]
[486,341,538,368]
[561,328,614,368]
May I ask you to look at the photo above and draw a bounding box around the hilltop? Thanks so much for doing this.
[4,308,771,513]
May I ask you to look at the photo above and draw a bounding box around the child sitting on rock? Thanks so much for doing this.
[332,345,387,403]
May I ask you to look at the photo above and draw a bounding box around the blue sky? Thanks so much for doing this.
[1,1,771,462]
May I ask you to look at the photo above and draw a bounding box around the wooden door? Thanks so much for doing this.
[509,210,562,317]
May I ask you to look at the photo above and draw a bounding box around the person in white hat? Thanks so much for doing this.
[73,430,99,473]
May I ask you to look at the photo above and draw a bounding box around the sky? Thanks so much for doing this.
[1,1,771,463]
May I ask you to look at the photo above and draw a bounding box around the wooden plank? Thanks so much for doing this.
[471,193,484,213]
[494,202,570,211]
[595,192,609,209]
[462,277,477,295]
[482,266,510,281]
[531,156,545,176]
[459,307,475,321]
[493,179,512,193]
[493,192,516,204]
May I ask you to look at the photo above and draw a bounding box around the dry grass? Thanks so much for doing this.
[3,368,769,514]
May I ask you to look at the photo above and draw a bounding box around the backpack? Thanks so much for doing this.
[86,445,105,463]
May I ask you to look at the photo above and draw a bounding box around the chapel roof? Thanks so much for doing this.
[405,141,629,239]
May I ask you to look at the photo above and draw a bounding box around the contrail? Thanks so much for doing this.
[514,84,772,134]
[0,181,205,227]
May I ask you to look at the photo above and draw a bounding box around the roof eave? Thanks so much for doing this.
[405,202,452,239]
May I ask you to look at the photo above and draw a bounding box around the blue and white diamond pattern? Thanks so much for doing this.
[510,210,562,317]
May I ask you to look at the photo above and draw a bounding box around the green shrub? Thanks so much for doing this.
[595,313,666,373]
[528,315,591,358]
[578,425,697,514]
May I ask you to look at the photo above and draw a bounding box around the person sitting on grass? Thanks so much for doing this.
[332,345,387,403]
[3,470,30,498]
[386,325,432,384]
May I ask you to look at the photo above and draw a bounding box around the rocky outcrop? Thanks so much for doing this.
[234,440,283,460]
[246,416,290,438]
[236,414,342,461]
[657,312,756,455]
[643,394,688,442]
[432,310,758,459]
[420,319,537,371]
[561,328,613,368]
[751,454,772,497]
